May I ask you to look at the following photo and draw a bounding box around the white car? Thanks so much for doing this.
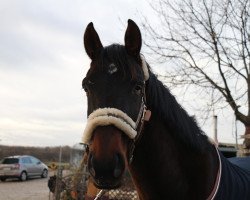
[0,155,48,181]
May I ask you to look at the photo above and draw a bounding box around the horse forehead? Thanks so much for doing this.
[88,61,119,77]
[107,63,118,74]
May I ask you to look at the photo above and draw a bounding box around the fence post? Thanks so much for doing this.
[55,146,63,200]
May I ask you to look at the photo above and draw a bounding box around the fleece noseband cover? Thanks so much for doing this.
[82,108,137,144]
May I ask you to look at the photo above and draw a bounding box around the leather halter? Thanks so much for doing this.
[82,84,150,163]
[128,55,151,163]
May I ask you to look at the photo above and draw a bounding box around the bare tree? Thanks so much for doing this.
[142,0,250,150]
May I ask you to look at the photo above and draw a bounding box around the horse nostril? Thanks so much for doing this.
[113,154,124,178]
[88,152,125,181]
[114,168,122,178]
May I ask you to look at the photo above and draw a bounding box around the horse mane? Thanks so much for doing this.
[146,71,210,152]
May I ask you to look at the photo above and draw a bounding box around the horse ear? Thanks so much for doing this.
[84,22,103,60]
[124,19,142,57]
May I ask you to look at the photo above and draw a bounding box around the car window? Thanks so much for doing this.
[2,158,19,164]
[21,157,32,164]
[30,157,40,164]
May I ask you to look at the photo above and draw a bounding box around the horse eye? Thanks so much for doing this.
[83,85,89,93]
[82,79,94,93]
[133,84,143,95]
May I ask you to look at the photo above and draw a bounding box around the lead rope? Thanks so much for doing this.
[93,190,107,200]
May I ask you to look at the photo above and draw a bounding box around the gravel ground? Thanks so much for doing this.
[0,176,51,200]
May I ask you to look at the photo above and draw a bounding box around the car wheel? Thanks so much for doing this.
[41,169,48,178]
[0,178,6,182]
[19,171,27,181]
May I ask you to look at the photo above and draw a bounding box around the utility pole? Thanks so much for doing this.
[55,146,63,200]
[235,117,238,150]
[213,115,218,146]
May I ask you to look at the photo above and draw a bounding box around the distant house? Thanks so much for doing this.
[218,143,238,158]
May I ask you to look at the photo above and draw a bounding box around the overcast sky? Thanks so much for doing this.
[0,0,243,147]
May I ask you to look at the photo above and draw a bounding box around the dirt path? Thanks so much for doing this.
[0,177,51,200]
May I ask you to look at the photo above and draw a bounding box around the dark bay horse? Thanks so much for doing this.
[82,19,250,200]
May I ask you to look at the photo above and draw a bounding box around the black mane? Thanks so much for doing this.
[146,71,209,151]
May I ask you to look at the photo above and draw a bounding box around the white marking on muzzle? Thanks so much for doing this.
[82,108,137,144]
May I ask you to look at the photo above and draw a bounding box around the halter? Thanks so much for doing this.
[82,55,151,163]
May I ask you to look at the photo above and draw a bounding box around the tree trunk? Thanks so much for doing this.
[243,126,250,149]
[238,126,250,157]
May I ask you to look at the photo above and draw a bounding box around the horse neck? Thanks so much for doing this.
[128,77,219,200]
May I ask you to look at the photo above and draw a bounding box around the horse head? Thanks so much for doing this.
[82,19,149,189]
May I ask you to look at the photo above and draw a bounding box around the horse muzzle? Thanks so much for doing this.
[87,126,127,189]
[88,152,124,189]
